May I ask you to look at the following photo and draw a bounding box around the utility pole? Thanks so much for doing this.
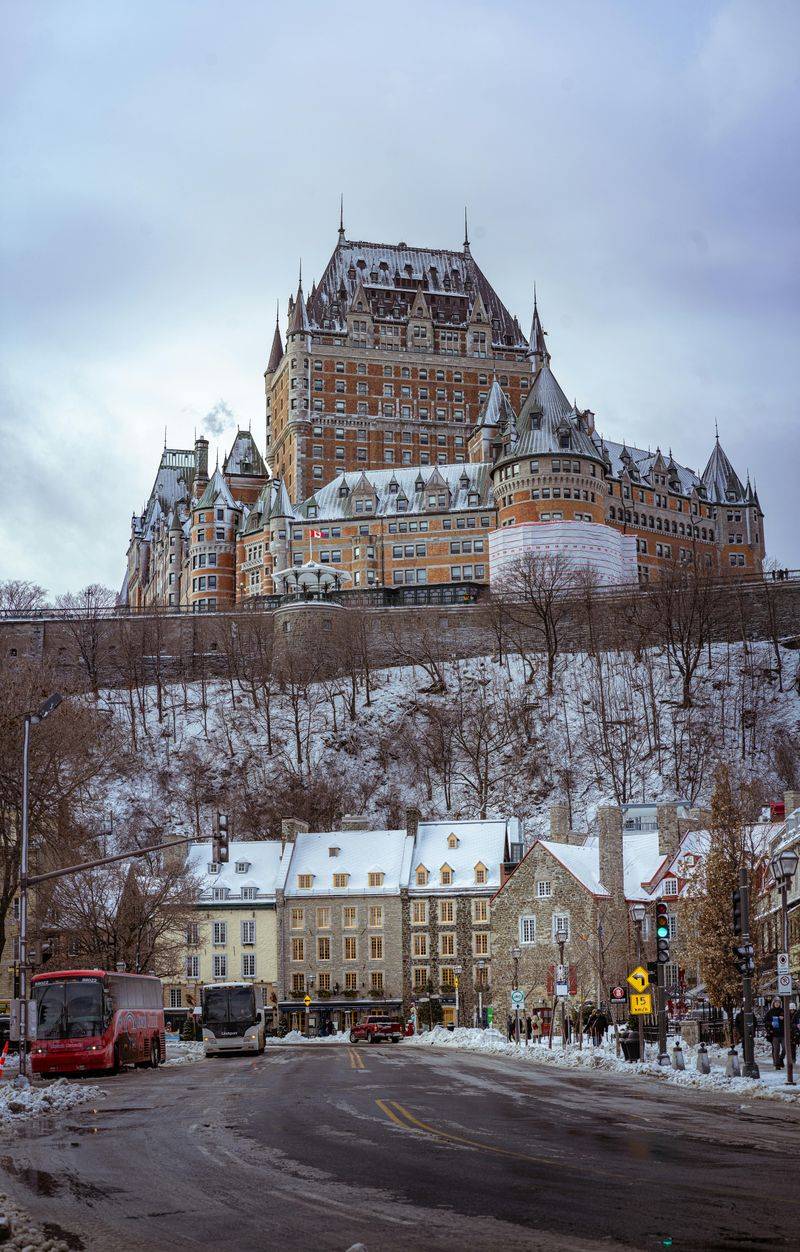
[770,849,798,1086]
[558,935,567,1049]
[454,964,462,1027]
[476,958,485,1027]
[655,900,671,1066]
[733,867,760,1080]
[630,903,647,1063]
[511,945,521,1043]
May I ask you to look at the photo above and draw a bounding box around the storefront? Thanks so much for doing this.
[278,998,404,1037]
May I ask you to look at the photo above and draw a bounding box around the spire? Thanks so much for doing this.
[714,417,719,441]
[288,270,311,337]
[528,286,550,368]
[463,206,470,254]
[266,301,284,373]
[338,194,345,243]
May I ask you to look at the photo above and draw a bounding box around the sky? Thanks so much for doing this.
[1,0,798,596]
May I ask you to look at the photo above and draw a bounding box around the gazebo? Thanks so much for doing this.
[272,560,352,600]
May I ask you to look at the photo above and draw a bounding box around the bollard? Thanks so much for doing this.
[696,1042,711,1075]
[725,1047,741,1078]
[672,1041,685,1071]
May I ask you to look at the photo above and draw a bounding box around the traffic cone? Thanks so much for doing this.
[0,1040,9,1078]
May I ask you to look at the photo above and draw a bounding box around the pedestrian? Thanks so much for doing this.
[764,998,785,1068]
[525,1015,532,1045]
[591,1009,608,1046]
[733,1008,744,1045]
[507,1015,514,1042]
[531,1012,541,1045]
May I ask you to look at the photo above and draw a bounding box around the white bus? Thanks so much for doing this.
[200,982,266,1056]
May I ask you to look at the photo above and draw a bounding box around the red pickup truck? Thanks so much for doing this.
[349,1015,405,1044]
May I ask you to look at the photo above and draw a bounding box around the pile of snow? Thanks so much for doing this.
[162,1039,205,1066]
[0,1190,73,1251]
[265,1030,350,1045]
[0,1074,104,1126]
[404,1028,800,1102]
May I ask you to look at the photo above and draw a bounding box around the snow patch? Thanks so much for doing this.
[0,1074,105,1127]
[265,1030,350,1045]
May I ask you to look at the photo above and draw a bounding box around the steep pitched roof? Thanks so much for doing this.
[266,317,284,373]
[509,361,600,460]
[284,829,414,896]
[300,462,492,521]
[223,430,267,478]
[701,437,747,504]
[306,236,527,350]
[598,440,701,494]
[408,818,518,892]
[188,839,289,903]
[473,376,516,431]
[287,278,311,337]
[135,447,194,541]
[196,467,235,509]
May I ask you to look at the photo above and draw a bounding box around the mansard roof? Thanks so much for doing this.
[134,446,194,540]
[701,437,747,505]
[599,440,702,495]
[300,462,492,522]
[196,467,235,509]
[242,477,298,534]
[223,430,267,478]
[508,361,600,460]
[473,376,516,431]
[306,235,527,349]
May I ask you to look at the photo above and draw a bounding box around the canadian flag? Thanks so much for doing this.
[309,529,323,539]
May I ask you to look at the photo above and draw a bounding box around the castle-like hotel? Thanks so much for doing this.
[123,219,764,611]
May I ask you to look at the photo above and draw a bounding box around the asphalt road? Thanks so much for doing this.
[2,1044,800,1251]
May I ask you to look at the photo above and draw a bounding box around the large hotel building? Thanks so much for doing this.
[123,217,764,611]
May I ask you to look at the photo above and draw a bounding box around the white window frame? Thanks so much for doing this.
[241,954,256,978]
[213,954,228,978]
[241,920,256,945]
[519,915,536,945]
[552,914,570,942]
[536,881,552,898]
[213,921,227,946]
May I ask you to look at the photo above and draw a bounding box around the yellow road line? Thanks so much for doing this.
[348,1047,366,1070]
[377,1099,551,1166]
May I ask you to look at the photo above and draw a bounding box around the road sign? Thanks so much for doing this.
[610,986,627,1003]
[555,981,569,997]
[777,972,793,996]
[777,952,790,974]
[303,994,311,1007]
[629,992,653,1015]
[510,989,525,1010]
[486,1006,494,1024]
[627,966,650,993]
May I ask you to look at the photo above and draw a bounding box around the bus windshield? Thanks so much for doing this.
[203,986,255,1026]
[34,977,106,1040]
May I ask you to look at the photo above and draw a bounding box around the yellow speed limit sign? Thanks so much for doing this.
[629,992,652,1015]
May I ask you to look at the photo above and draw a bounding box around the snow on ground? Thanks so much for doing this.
[162,1038,205,1066]
[403,1027,800,1102]
[0,1074,104,1128]
[0,1190,74,1251]
[265,1030,350,1045]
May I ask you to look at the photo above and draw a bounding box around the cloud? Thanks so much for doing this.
[203,400,236,437]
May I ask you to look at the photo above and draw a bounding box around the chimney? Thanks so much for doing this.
[341,815,372,831]
[281,818,309,848]
[405,806,421,841]
[784,791,800,819]
[193,437,209,496]
[597,806,625,902]
[656,804,681,862]
[549,804,570,844]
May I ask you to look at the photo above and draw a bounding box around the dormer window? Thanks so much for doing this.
[415,865,429,886]
[242,887,257,901]
[212,887,229,901]
[328,846,340,857]
[440,864,453,885]
[531,415,542,430]
[474,863,488,884]
[447,834,459,849]
[333,872,349,888]
[559,433,571,449]
[235,861,251,874]
[338,484,349,499]
[297,874,314,889]
[367,871,385,888]
[308,506,317,519]
[663,877,679,897]
[208,862,220,875]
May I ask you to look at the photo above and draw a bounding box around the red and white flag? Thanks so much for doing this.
[309,529,323,539]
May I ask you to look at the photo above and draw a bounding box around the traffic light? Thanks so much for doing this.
[732,888,742,936]
[655,901,671,964]
[39,940,55,966]
[734,943,755,976]
[212,812,230,864]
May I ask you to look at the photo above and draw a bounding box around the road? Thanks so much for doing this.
[2,1043,800,1251]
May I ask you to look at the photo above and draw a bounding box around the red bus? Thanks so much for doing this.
[31,969,165,1076]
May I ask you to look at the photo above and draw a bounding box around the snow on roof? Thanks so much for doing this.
[223,430,267,478]
[411,818,515,892]
[540,840,607,897]
[538,829,667,900]
[599,440,701,495]
[188,840,287,902]
[285,829,414,895]
[301,462,491,521]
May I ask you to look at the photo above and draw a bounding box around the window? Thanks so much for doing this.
[343,906,357,928]
[474,932,489,956]
[370,971,384,993]
[185,955,200,979]
[344,936,357,961]
[290,908,304,929]
[663,878,679,897]
[536,881,552,899]
[213,955,227,978]
[415,865,429,886]
[552,914,570,942]
[316,907,331,929]
[318,936,331,961]
[317,972,331,992]
[291,937,305,962]
[213,921,227,946]
[212,887,228,901]
[333,872,349,888]
[297,874,313,889]
[368,906,383,928]
[474,863,487,884]
[472,899,489,923]
[441,967,455,989]
[519,915,536,945]
[241,920,256,945]
[440,865,453,885]
[370,935,384,960]
[186,923,199,946]
[291,973,305,994]
[439,900,454,924]
[440,933,455,957]
[367,871,384,888]
[412,900,428,925]
[668,914,678,940]
[412,933,428,957]
[413,966,429,990]
[242,886,257,901]
[241,954,256,978]
[235,861,250,874]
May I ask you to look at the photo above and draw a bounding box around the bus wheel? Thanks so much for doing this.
[149,1038,160,1068]
[112,1044,122,1075]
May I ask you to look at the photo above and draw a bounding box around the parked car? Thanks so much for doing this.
[349,1015,405,1044]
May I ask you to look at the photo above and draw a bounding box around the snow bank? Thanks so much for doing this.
[162,1039,205,1066]
[0,1190,74,1251]
[0,1075,104,1127]
[265,1030,350,1046]
[403,1028,800,1102]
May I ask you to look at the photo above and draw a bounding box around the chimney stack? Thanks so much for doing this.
[405,806,421,841]
[193,436,209,496]
[281,818,309,848]
[657,804,681,862]
[549,804,570,844]
[341,815,372,831]
[597,806,625,902]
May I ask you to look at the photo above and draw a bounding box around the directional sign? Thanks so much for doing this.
[555,981,569,997]
[777,972,793,997]
[777,952,790,974]
[510,989,525,1010]
[303,994,312,1007]
[610,986,627,1004]
[627,966,650,993]
[486,1006,494,1024]
[629,992,653,1015]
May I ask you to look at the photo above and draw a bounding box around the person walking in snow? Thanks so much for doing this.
[764,998,785,1068]
[531,1012,542,1045]
[525,1015,532,1045]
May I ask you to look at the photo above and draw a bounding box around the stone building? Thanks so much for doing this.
[122,216,765,611]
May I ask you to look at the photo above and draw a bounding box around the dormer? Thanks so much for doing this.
[367,870,385,888]
[474,862,488,885]
[414,473,426,494]
[415,864,429,886]
[328,846,340,857]
[235,861,251,874]
[440,863,453,885]
[447,833,460,849]
[297,873,314,889]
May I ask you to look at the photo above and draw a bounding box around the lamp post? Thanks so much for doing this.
[19,692,63,1079]
[511,944,521,1043]
[476,958,486,1027]
[556,929,568,1049]
[306,974,315,1038]
[629,902,647,1063]
[453,963,463,1026]
[771,848,799,1086]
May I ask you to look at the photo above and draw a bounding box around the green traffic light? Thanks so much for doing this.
[656,924,669,938]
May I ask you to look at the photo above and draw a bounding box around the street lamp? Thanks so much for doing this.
[19,692,63,1079]
[511,944,522,1043]
[771,848,799,1086]
[476,958,486,1028]
[629,902,647,1064]
[453,963,463,1027]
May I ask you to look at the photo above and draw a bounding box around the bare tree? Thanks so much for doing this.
[496,552,577,697]
[54,584,116,696]
[0,580,48,613]
[641,555,726,709]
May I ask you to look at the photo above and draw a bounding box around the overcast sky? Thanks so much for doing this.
[1,0,798,596]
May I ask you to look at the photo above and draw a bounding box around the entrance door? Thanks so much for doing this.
[442,1006,456,1027]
